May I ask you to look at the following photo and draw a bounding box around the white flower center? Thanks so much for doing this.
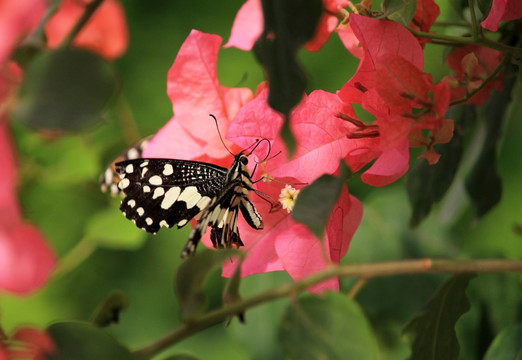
[279,185,300,213]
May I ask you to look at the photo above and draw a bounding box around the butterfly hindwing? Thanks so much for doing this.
[115,158,228,234]
[100,137,151,196]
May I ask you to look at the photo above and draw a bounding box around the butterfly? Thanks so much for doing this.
[101,133,267,258]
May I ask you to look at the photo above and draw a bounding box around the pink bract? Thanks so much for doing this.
[45,0,128,59]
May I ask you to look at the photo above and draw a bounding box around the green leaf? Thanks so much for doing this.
[293,161,351,238]
[465,74,515,218]
[382,0,417,26]
[12,48,117,132]
[90,291,130,327]
[278,292,380,360]
[254,0,321,154]
[46,321,136,360]
[483,324,522,360]
[403,274,475,360]
[175,249,243,321]
[407,105,475,227]
[86,207,147,250]
[281,117,297,158]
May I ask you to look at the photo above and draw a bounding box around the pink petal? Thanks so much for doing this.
[481,0,522,31]
[13,328,55,355]
[273,90,356,183]
[361,139,409,187]
[275,223,339,293]
[143,116,234,168]
[225,0,263,50]
[338,15,423,104]
[337,22,364,59]
[0,223,56,295]
[0,121,18,207]
[326,188,363,263]
[303,13,338,52]
[162,30,253,160]
[0,0,44,65]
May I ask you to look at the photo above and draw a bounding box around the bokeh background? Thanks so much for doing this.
[2,1,522,359]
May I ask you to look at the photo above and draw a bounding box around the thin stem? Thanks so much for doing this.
[450,56,509,106]
[52,237,97,279]
[60,0,105,49]
[23,1,60,47]
[467,0,480,40]
[347,277,368,298]
[434,21,471,28]
[133,258,522,360]
[408,28,522,58]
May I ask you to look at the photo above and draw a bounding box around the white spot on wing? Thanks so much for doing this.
[196,196,211,210]
[161,187,181,209]
[159,220,169,228]
[119,178,130,189]
[143,185,151,193]
[152,187,165,199]
[149,175,162,185]
[127,199,136,208]
[178,186,201,209]
[142,167,148,177]
[145,217,153,225]
[140,161,149,167]
[177,219,188,227]
[125,164,134,173]
[163,163,174,176]
[137,207,144,216]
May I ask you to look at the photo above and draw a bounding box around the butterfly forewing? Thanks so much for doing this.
[115,158,228,234]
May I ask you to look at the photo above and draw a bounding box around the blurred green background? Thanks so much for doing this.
[2,1,522,359]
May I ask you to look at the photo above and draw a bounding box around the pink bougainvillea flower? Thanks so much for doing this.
[338,15,452,185]
[442,45,504,105]
[1,327,54,360]
[45,0,128,59]
[225,0,349,52]
[481,0,522,31]
[0,122,56,295]
[225,0,263,51]
[145,30,363,291]
[0,0,44,65]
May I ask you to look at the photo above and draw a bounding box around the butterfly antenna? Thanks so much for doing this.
[248,138,273,163]
[209,114,234,156]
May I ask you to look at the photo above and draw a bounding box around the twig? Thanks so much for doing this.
[133,258,522,359]
[60,0,105,49]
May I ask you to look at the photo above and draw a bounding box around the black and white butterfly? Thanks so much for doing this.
[102,136,266,258]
